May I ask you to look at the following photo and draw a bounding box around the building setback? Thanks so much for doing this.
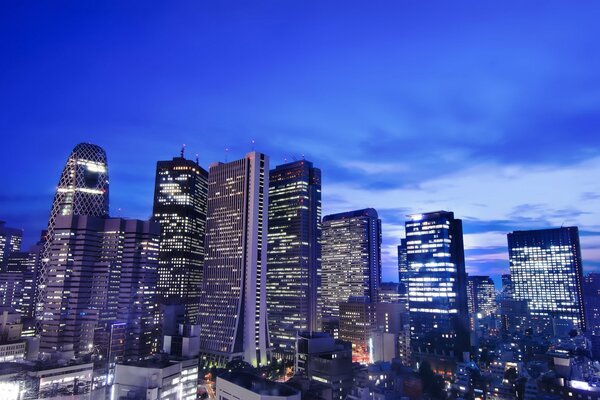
[405,211,469,378]
[267,160,321,359]
[197,152,270,368]
[320,208,381,321]
[508,227,586,334]
[152,151,208,323]
[39,215,160,361]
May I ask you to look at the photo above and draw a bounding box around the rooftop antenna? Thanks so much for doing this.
[225,147,229,162]
[195,153,199,165]
[301,153,305,160]
[181,144,186,158]
[251,139,256,151]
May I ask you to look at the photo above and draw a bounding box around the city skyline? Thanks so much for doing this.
[3,2,600,284]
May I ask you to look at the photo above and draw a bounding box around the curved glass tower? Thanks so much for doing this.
[37,143,109,321]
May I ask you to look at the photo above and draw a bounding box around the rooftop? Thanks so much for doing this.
[219,371,299,397]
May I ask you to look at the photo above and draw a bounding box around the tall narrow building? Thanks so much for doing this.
[508,227,586,334]
[397,238,409,303]
[152,150,208,323]
[406,211,469,378]
[37,143,109,320]
[197,152,270,368]
[267,160,321,360]
[320,209,381,321]
[467,276,496,317]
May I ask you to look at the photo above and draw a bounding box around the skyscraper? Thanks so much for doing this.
[197,152,270,368]
[1,250,39,319]
[152,151,208,323]
[0,221,23,266]
[267,160,321,359]
[37,143,109,320]
[39,215,160,360]
[405,211,469,377]
[467,276,496,317]
[320,209,381,321]
[397,238,409,302]
[508,227,586,334]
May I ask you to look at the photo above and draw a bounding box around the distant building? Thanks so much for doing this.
[39,215,161,361]
[152,151,208,323]
[583,273,600,358]
[267,160,322,359]
[467,275,497,317]
[113,358,199,400]
[197,152,270,368]
[0,307,26,362]
[217,371,300,400]
[406,211,470,377]
[508,227,586,334]
[320,208,381,320]
[0,221,22,267]
[294,331,353,400]
[163,324,200,358]
[339,297,377,363]
[397,238,409,302]
[379,282,402,303]
[1,250,39,319]
[500,273,513,300]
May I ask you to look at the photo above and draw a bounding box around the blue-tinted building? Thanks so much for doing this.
[405,211,469,377]
[508,227,586,335]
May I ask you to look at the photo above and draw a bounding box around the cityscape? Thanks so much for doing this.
[2,2,600,400]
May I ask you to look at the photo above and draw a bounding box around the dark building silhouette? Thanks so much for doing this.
[152,151,208,323]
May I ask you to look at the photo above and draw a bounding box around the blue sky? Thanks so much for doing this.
[2,1,600,283]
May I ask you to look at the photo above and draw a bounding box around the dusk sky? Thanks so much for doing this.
[2,2,600,283]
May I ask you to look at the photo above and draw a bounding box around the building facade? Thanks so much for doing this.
[467,275,497,317]
[267,160,321,359]
[152,152,208,323]
[0,221,22,267]
[37,143,109,321]
[508,227,586,334]
[39,215,160,361]
[405,211,469,377]
[320,209,381,321]
[197,152,270,368]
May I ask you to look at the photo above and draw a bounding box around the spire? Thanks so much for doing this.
[181,144,186,158]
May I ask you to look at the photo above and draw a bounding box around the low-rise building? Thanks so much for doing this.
[216,371,300,400]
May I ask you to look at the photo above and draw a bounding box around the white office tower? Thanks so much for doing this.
[197,152,270,368]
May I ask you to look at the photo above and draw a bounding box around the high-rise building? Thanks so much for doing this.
[39,215,160,361]
[1,250,39,319]
[267,160,321,359]
[197,152,270,368]
[152,151,208,323]
[320,209,381,321]
[508,227,586,334]
[37,143,109,320]
[467,276,496,317]
[0,221,22,267]
[378,282,402,303]
[500,274,513,300]
[405,211,469,378]
[397,238,409,302]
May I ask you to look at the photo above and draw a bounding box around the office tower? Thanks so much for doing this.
[197,152,270,368]
[508,227,586,334]
[467,276,496,317]
[294,331,353,400]
[0,221,22,266]
[339,297,377,363]
[397,238,409,302]
[267,160,321,359]
[405,211,469,378]
[1,250,39,318]
[37,143,109,319]
[320,209,381,321]
[152,151,208,323]
[39,215,160,361]
[583,274,600,359]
